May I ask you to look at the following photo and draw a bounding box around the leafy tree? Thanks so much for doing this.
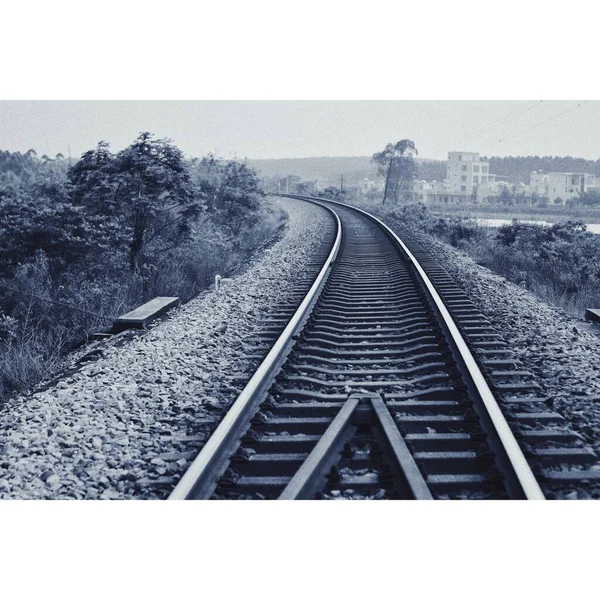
[69,133,200,271]
[498,187,513,205]
[274,174,301,194]
[0,139,281,403]
[191,155,263,237]
[0,189,111,279]
[372,140,418,204]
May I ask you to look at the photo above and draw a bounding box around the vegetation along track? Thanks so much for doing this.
[168,194,600,500]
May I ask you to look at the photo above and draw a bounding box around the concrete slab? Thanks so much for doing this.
[585,308,600,324]
[113,296,180,332]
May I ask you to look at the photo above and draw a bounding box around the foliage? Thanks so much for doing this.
[0,138,282,403]
[0,191,113,280]
[492,220,600,295]
[372,140,418,204]
[318,187,346,201]
[577,189,600,207]
[0,149,70,190]
[190,155,263,237]
[349,197,600,317]
[418,208,600,314]
[69,133,201,271]
[380,203,484,248]
[294,180,318,195]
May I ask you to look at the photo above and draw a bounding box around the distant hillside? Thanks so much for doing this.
[248,156,446,186]
[485,156,600,184]
[249,154,600,187]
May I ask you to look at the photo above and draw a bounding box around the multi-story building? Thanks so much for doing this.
[414,178,481,204]
[528,171,599,204]
[446,151,490,198]
[414,151,530,204]
[547,172,597,203]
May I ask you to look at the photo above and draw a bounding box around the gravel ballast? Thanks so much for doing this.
[405,230,600,458]
[0,197,333,499]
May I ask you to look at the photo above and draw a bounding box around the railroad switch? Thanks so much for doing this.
[351,405,377,426]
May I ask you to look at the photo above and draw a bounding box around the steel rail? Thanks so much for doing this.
[279,395,433,500]
[369,395,433,500]
[278,396,360,500]
[168,199,342,499]
[283,194,545,500]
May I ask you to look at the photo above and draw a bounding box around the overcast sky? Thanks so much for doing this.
[1,100,599,161]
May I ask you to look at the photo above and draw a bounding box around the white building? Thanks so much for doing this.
[413,178,479,204]
[547,172,598,204]
[446,151,490,197]
[527,171,599,204]
[413,151,529,204]
[415,151,495,203]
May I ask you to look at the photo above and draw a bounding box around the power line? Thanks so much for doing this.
[428,101,544,158]
[489,101,589,148]
[465,100,544,140]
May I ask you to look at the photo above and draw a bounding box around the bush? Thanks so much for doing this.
[491,221,600,298]
[0,142,286,405]
[377,202,485,249]
[349,199,600,317]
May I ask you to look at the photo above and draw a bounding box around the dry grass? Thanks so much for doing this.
[0,201,287,404]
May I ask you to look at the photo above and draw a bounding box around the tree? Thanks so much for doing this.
[498,187,513,205]
[190,155,263,237]
[69,133,201,272]
[578,189,600,206]
[0,189,108,279]
[275,174,301,194]
[372,140,418,204]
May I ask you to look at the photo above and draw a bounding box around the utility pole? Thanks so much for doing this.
[340,174,344,193]
[286,177,289,194]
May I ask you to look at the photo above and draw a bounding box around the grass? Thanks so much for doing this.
[0,199,287,404]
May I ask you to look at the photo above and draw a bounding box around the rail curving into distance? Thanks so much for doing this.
[169,194,545,500]
[169,199,343,499]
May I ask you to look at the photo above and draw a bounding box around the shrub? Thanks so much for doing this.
[351,199,600,317]
[0,142,286,405]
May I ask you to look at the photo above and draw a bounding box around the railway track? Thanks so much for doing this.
[168,195,597,500]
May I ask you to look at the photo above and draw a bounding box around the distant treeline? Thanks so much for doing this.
[485,156,600,183]
[249,155,446,186]
[250,154,600,187]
